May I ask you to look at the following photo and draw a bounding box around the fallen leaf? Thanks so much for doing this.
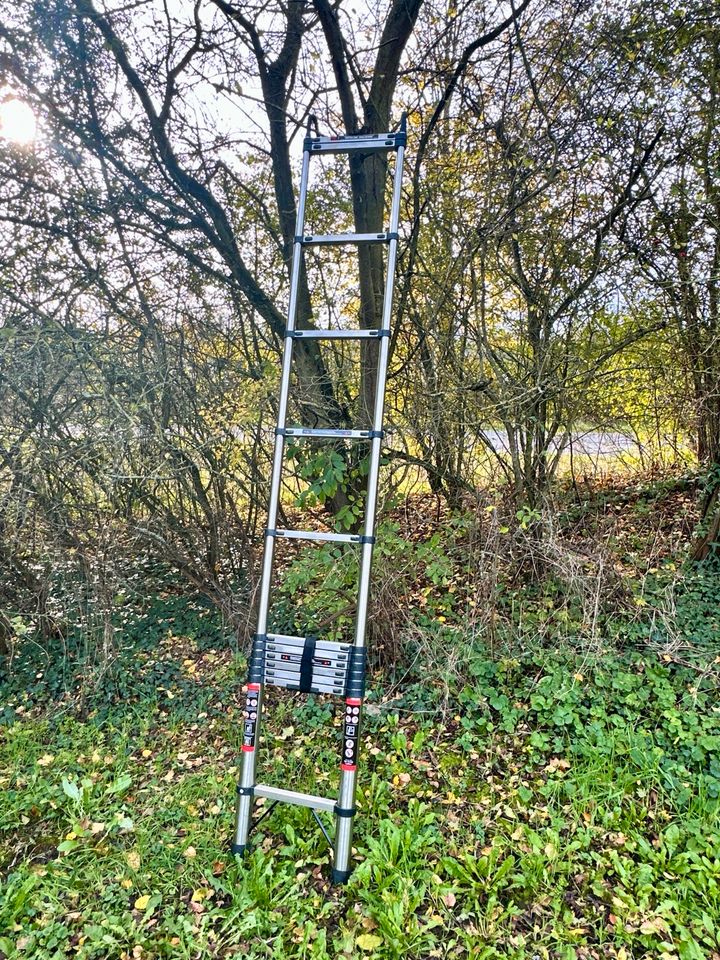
[356,934,383,951]
[134,894,150,911]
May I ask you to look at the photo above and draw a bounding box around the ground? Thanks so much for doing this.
[1,476,719,960]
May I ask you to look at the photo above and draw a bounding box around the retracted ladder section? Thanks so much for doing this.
[232,117,407,884]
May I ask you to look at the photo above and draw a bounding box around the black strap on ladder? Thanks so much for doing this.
[232,114,407,885]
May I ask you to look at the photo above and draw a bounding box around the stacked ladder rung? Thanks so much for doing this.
[265,634,350,695]
[248,632,367,700]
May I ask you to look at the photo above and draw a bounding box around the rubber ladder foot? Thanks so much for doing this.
[231,843,247,856]
[331,866,351,885]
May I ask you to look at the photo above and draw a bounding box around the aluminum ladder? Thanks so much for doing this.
[232,115,406,884]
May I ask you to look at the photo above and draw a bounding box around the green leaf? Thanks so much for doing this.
[62,778,81,803]
[107,772,132,795]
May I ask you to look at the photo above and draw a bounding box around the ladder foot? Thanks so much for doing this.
[231,843,247,857]
[331,866,352,885]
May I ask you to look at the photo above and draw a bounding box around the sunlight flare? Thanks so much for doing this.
[0,96,37,144]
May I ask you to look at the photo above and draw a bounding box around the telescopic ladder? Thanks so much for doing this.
[232,115,406,884]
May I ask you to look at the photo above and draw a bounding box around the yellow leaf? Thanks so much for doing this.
[184,845,197,859]
[141,749,152,758]
[356,934,383,952]
[126,850,141,871]
[134,894,150,911]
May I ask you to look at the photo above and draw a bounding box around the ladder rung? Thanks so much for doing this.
[266,649,349,666]
[308,133,401,155]
[266,654,349,672]
[272,529,363,544]
[291,329,387,340]
[268,674,346,696]
[267,673,347,691]
[254,784,335,813]
[265,664,346,684]
[266,634,352,654]
[266,659,347,679]
[300,232,393,246]
[284,427,373,440]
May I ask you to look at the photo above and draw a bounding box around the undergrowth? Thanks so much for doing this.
[1,477,719,959]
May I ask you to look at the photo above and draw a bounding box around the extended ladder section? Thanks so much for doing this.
[232,117,406,884]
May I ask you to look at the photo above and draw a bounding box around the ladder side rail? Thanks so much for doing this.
[332,127,406,883]
[233,144,312,856]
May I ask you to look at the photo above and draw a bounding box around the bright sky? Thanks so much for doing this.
[0,96,37,144]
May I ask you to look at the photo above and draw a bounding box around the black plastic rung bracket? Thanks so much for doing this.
[376,329,391,338]
[275,427,285,437]
[368,430,384,439]
[387,232,399,241]
[395,131,407,148]
[294,235,303,243]
[248,633,266,683]
[359,535,375,545]
[265,528,276,537]
[334,805,357,818]
[346,645,367,699]
[236,785,255,797]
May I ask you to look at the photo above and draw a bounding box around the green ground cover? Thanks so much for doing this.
[2,599,719,959]
[1,482,719,960]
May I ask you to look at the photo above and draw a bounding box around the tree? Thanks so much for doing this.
[617,0,720,559]
[403,1,663,507]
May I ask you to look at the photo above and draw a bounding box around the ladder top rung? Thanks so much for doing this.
[298,232,396,246]
[254,783,336,813]
[305,132,405,155]
[289,328,389,340]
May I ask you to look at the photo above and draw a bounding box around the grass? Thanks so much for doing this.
[1,478,719,960]
[1,612,719,960]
